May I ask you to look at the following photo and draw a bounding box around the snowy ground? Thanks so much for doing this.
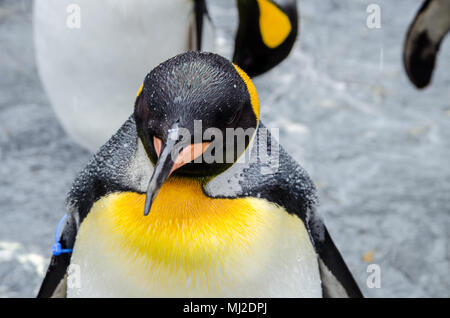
[0,0,449,297]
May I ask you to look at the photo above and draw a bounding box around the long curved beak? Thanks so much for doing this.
[143,131,177,216]
[143,126,210,216]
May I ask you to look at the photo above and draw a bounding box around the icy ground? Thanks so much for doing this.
[0,0,449,297]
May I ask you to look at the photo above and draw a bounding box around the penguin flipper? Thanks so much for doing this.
[37,255,70,298]
[309,216,363,298]
[403,0,450,88]
[37,212,78,298]
[37,232,75,297]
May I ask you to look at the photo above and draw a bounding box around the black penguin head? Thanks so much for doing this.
[233,0,298,77]
[134,52,260,215]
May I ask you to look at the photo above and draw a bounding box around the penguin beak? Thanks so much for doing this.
[143,126,210,216]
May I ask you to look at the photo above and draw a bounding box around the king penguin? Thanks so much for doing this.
[403,0,450,88]
[37,52,361,298]
[34,0,298,152]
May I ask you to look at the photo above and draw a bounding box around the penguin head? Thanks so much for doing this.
[134,52,259,215]
[233,0,298,77]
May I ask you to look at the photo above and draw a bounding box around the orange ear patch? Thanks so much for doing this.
[233,64,260,121]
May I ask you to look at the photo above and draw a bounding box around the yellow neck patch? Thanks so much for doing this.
[257,0,292,49]
[83,177,284,272]
[233,64,260,120]
[72,177,319,296]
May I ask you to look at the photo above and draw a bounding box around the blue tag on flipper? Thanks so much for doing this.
[51,214,73,256]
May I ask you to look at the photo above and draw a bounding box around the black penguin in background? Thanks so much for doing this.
[37,52,362,298]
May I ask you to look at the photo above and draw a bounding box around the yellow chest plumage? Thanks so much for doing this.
[68,177,321,297]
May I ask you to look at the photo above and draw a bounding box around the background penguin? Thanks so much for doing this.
[33,0,298,152]
[37,52,362,298]
[233,0,298,77]
[403,0,450,88]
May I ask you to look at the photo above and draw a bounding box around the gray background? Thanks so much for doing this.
[0,0,449,297]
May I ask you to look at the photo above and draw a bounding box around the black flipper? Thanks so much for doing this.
[309,215,363,298]
[37,214,77,298]
[37,255,70,298]
[403,0,450,88]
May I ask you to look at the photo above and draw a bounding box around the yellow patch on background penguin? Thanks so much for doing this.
[257,0,292,48]
[233,64,260,120]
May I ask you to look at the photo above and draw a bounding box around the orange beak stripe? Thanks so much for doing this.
[153,137,210,175]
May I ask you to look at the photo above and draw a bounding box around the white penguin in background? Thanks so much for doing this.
[34,0,214,151]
